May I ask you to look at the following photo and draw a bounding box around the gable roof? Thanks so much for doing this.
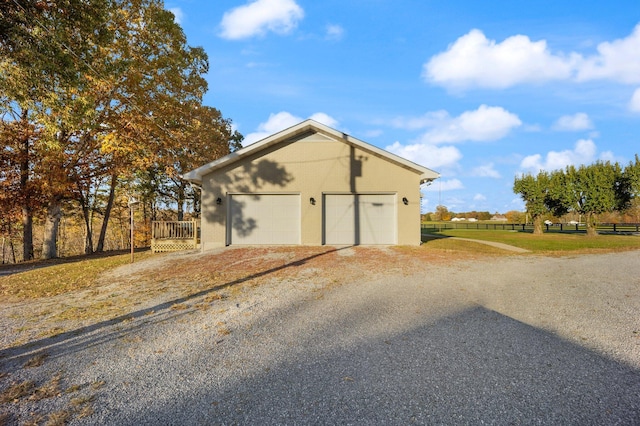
[182,119,440,185]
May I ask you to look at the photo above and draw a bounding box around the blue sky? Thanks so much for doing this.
[167,0,640,213]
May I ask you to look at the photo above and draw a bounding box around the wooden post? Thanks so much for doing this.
[193,219,198,249]
[128,196,140,263]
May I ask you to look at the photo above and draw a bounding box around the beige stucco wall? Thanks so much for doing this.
[199,132,423,248]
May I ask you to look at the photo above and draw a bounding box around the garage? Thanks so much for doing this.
[183,120,439,249]
[324,194,396,245]
[229,194,301,245]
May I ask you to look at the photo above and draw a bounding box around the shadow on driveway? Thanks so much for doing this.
[127,306,640,424]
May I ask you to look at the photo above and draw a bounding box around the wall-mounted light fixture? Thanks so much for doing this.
[402,197,409,205]
[216,197,222,205]
[309,197,316,205]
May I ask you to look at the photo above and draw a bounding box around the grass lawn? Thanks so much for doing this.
[0,250,155,299]
[424,228,640,253]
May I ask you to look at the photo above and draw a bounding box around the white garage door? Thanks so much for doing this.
[324,194,396,245]
[229,194,300,245]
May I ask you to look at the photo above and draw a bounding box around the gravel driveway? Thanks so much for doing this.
[1,248,639,425]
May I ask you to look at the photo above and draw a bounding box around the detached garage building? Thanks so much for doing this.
[182,120,439,249]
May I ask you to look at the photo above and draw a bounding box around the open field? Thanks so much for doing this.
[1,241,639,424]
[424,228,640,253]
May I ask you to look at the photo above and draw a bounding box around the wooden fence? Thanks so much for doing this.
[151,220,200,253]
[422,222,640,233]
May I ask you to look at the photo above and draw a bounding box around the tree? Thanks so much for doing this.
[1,0,241,259]
[624,155,640,198]
[140,105,243,221]
[434,205,450,221]
[513,171,551,235]
[505,210,525,224]
[0,107,43,260]
[1,0,111,259]
[557,162,630,236]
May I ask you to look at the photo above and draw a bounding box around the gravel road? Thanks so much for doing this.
[1,249,639,425]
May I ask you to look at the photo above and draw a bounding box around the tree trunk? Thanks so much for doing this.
[82,204,94,255]
[10,239,16,264]
[22,205,34,261]
[76,185,95,255]
[532,215,544,235]
[96,173,117,252]
[19,109,34,261]
[585,212,598,236]
[42,201,62,259]
[177,183,185,221]
[193,186,201,218]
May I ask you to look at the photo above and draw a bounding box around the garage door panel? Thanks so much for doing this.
[229,194,300,245]
[324,194,396,245]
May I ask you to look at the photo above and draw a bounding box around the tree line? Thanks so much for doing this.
[1,0,242,262]
[423,207,494,222]
[513,158,640,235]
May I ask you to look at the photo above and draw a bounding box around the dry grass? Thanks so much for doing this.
[29,373,63,401]
[0,380,35,403]
[0,411,11,424]
[24,353,49,368]
[170,303,189,311]
[0,373,65,404]
[43,410,70,426]
[90,380,105,390]
[70,394,95,407]
[0,369,100,425]
[0,251,155,300]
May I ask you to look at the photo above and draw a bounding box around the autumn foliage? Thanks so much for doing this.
[1,0,242,261]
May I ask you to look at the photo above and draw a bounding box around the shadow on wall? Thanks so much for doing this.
[201,159,294,238]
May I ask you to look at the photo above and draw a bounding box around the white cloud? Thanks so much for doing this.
[424,24,640,89]
[243,112,301,145]
[576,24,640,84]
[630,88,640,113]
[325,24,344,41]
[552,113,593,131]
[520,139,597,172]
[308,112,339,128]
[473,193,487,201]
[219,0,304,40]
[421,179,464,192]
[169,7,184,24]
[386,141,462,170]
[415,105,522,144]
[471,163,501,178]
[243,111,338,146]
[424,29,576,89]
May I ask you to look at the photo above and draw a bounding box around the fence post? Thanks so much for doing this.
[193,219,198,248]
